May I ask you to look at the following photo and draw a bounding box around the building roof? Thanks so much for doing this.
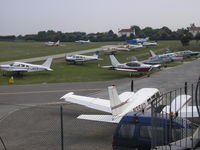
[190,27,200,31]
[118,29,133,33]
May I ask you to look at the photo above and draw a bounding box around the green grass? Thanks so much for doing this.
[0,40,199,85]
[0,41,121,62]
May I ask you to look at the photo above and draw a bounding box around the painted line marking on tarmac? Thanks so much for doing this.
[0,88,104,95]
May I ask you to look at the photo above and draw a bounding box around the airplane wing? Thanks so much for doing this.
[60,92,111,113]
[177,106,199,118]
[101,65,114,69]
[77,114,120,123]
[114,68,138,72]
[9,68,28,72]
[162,95,191,114]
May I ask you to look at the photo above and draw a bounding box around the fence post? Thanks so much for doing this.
[60,105,64,150]
[185,82,187,95]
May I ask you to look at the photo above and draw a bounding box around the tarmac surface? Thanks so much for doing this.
[0,58,199,150]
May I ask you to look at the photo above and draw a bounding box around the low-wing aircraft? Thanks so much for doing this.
[142,41,158,47]
[128,43,143,50]
[102,55,160,73]
[102,47,129,54]
[175,50,200,57]
[126,37,149,44]
[75,40,90,44]
[0,58,53,73]
[65,51,101,63]
[60,83,160,123]
[142,50,172,64]
[45,40,60,46]
[151,50,185,60]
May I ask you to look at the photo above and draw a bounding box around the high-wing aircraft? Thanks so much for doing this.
[126,37,149,44]
[75,40,90,44]
[60,84,160,123]
[102,55,160,73]
[65,51,101,63]
[45,40,60,46]
[0,58,53,73]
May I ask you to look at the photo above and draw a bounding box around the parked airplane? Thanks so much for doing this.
[142,41,158,47]
[102,47,129,54]
[0,58,53,73]
[126,37,149,44]
[128,43,143,50]
[102,55,160,73]
[174,50,200,57]
[65,51,101,63]
[60,83,161,123]
[75,40,90,44]
[45,40,60,46]
[151,50,184,60]
[143,50,172,64]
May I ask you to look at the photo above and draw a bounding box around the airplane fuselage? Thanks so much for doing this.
[65,55,98,63]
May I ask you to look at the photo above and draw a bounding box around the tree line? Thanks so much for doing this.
[1,25,200,43]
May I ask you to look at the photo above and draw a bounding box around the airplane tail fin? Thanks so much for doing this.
[108,86,124,117]
[109,55,120,67]
[42,58,53,70]
[149,50,157,57]
[55,40,60,46]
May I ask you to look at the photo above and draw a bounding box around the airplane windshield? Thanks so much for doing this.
[126,62,140,67]
[10,63,14,66]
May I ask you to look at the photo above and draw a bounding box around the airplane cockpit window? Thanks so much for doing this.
[126,62,140,67]
[118,124,135,139]
[21,64,25,67]
[10,63,14,66]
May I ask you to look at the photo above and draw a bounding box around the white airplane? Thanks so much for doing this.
[65,51,101,63]
[45,40,60,46]
[75,40,90,44]
[128,43,143,50]
[102,55,160,73]
[60,84,160,123]
[0,58,53,73]
[102,47,129,54]
[142,41,158,46]
[150,50,184,60]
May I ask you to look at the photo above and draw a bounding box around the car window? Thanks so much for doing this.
[118,124,135,139]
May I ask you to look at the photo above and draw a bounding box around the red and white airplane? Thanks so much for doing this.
[102,55,160,73]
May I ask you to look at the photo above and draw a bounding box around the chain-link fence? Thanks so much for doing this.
[0,103,116,150]
[151,79,200,149]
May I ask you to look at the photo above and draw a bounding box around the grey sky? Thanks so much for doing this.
[0,0,200,35]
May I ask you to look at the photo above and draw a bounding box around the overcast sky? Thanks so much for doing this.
[0,0,200,35]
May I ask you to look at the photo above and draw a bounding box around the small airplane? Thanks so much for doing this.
[142,50,172,64]
[60,82,161,123]
[152,50,184,60]
[126,37,149,44]
[142,41,158,47]
[174,50,200,57]
[102,55,160,73]
[0,58,53,73]
[75,40,90,44]
[102,47,129,54]
[65,51,101,63]
[45,40,60,46]
[128,43,143,50]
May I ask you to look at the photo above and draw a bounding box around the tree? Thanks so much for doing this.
[195,32,200,43]
[180,35,190,46]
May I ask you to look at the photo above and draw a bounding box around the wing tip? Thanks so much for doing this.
[60,92,74,100]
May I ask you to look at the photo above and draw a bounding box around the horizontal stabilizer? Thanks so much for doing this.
[77,114,120,123]
[60,92,111,113]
